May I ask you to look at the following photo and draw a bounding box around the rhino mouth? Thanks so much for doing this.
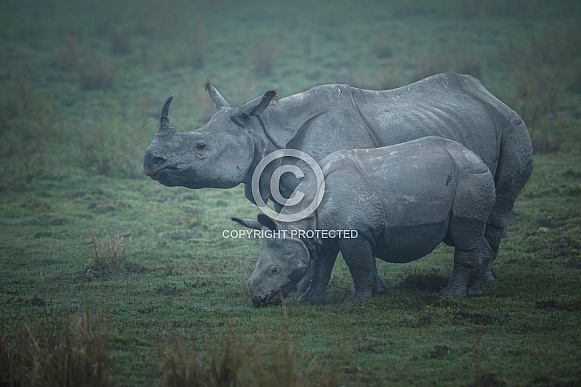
[147,168,165,179]
[252,294,280,307]
[145,163,174,179]
[149,168,200,188]
[251,283,295,307]
[148,168,179,185]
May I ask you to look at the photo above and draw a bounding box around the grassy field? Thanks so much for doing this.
[1,0,581,385]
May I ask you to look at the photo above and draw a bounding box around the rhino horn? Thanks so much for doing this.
[205,81,230,109]
[159,96,174,133]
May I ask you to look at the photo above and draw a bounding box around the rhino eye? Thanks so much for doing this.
[195,143,206,151]
[269,266,279,275]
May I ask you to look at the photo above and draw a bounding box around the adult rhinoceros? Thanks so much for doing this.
[143,72,534,287]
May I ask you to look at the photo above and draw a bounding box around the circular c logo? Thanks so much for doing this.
[251,149,325,222]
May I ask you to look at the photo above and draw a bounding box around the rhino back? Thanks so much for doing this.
[350,73,503,169]
[317,138,457,235]
[265,73,511,174]
[269,84,382,158]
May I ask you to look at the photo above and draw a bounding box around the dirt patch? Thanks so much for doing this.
[453,310,496,326]
[125,262,149,274]
[400,269,448,292]
[137,306,155,314]
[474,372,507,387]
[535,234,581,263]
[429,344,452,359]
[29,295,46,306]
[155,284,185,296]
[20,199,50,212]
[536,299,581,312]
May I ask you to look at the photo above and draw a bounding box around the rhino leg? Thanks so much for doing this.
[441,246,482,297]
[339,238,375,302]
[485,114,534,281]
[483,225,502,281]
[296,264,312,294]
[467,239,494,296]
[298,244,339,304]
[441,214,490,297]
[351,259,388,296]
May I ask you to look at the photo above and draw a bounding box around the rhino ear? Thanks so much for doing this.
[231,217,262,230]
[256,214,278,231]
[205,81,230,110]
[237,90,277,118]
[249,90,277,116]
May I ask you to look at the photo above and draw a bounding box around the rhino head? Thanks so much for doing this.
[232,215,311,307]
[143,83,277,189]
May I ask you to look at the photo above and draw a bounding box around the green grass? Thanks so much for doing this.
[1,0,581,385]
[1,157,579,385]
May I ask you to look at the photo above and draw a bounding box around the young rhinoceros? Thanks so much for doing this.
[233,136,496,306]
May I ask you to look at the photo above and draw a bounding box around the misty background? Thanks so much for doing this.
[0,0,580,188]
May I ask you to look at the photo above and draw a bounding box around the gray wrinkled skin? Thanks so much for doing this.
[235,137,496,306]
[144,73,533,282]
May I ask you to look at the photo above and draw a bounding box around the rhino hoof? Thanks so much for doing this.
[467,289,483,297]
[298,289,327,304]
[351,279,387,296]
[348,290,373,303]
[438,286,467,298]
[298,295,327,304]
[482,269,496,282]
[467,282,483,297]
[372,280,388,295]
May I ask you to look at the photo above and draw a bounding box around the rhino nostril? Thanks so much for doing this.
[153,157,165,167]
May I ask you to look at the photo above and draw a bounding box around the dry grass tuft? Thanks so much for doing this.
[162,334,244,387]
[161,304,341,387]
[88,228,131,270]
[249,304,341,387]
[0,309,111,387]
